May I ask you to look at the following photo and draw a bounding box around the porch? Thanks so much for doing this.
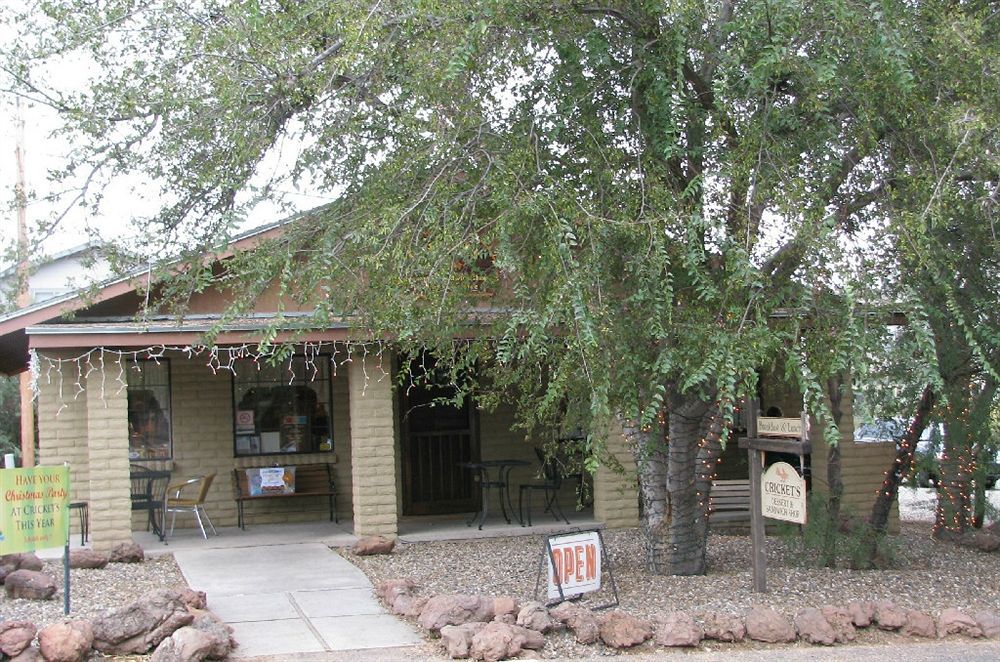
[32,346,635,551]
[95,513,603,556]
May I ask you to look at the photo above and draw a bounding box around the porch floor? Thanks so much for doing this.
[114,507,600,555]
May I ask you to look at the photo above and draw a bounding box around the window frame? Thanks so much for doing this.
[126,358,173,461]
[229,354,335,458]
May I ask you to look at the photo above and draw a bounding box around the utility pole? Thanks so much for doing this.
[14,100,35,467]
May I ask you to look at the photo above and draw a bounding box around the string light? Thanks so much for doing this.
[29,340,402,408]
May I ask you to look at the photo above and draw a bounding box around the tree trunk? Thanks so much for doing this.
[870,384,935,532]
[663,388,720,575]
[934,378,996,539]
[934,411,972,540]
[623,420,670,572]
[823,374,847,568]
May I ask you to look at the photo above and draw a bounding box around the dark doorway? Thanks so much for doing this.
[399,358,479,515]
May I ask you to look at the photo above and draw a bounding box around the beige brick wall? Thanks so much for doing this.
[349,356,398,536]
[168,353,351,530]
[593,422,639,528]
[36,351,92,544]
[85,361,133,551]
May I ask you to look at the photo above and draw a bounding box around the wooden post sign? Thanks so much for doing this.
[739,399,811,593]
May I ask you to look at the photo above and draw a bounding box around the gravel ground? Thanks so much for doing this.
[0,487,995,660]
[345,487,1000,658]
[346,521,999,658]
[0,554,188,629]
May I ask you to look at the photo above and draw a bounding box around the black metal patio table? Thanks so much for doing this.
[460,459,531,530]
[129,466,171,542]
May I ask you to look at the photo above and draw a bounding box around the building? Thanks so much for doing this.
[0,217,896,549]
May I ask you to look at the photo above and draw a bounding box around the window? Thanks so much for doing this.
[127,360,172,460]
[232,356,334,456]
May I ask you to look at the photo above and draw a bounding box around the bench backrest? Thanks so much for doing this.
[709,479,751,513]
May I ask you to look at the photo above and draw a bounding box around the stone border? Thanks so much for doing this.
[375,579,1000,661]
[0,546,235,662]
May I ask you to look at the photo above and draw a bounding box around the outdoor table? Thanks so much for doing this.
[129,467,171,542]
[460,459,531,530]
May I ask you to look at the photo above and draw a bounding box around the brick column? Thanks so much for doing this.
[36,352,91,544]
[348,355,399,536]
[85,363,133,550]
[593,423,639,528]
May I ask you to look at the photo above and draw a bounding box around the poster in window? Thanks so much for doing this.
[236,410,256,434]
[236,434,260,455]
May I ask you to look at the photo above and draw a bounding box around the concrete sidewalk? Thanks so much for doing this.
[171,539,423,659]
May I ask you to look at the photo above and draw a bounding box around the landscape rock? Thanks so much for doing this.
[701,611,746,642]
[91,588,195,654]
[515,601,555,633]
[937,608,984,638]
[745,607,795,643]
[874,601,906,630]
[352,535,395,556]
[37,620,93,662]
[376,579,426,617]
[794,607,836,645]
[0,621,38,657]
[149,626,215,662]
[549,602,599,644]
[598,612,653,649]
[189,610,236,659]
[973,610,999,638]
[469,622,543,662]
[848,601,876,627]
[109,542,144,564]
[8,645,43,661]
[68,549,109,570]
[417,595,494,633]
[4,569,57,600]
[901,610,936,638]
[958,531,1000,553]
[440,622,487,659]
[178,588,208,611]
[820,606,857,643]
[1,553,44,582]
[654,611,703,647]
[492,596,518,624]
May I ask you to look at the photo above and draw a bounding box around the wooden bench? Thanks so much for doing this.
[708,479,751,531]
[233,464,337,530]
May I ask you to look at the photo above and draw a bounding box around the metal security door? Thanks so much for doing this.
[399,360,479,515]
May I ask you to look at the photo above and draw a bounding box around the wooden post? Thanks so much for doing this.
[14,101,35,467]
[746,398,767,592]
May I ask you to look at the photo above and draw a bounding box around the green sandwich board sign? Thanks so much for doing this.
[0,466,71,554]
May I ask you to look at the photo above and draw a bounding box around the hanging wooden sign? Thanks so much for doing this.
[760,461,807,524]
[756,417,804,437]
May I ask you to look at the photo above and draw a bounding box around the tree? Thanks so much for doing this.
[3,1,992,574]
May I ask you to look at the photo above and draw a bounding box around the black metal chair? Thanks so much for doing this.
[129,464,171,542]
[519,448,570,526]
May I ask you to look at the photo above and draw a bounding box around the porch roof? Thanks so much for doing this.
[24,313,353,351]
[0,217,292,375]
